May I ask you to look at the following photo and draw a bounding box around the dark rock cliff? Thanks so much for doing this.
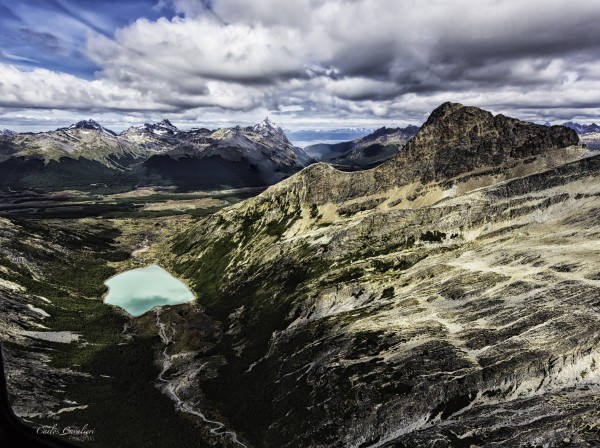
[398,101,578,183]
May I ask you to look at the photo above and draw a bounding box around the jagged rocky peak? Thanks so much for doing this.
[422,101,465,126]
[0,128,15,136]
[561,121,600,135]
[366,124,419,139]
[61,119,117,136]
[403,124,420,134]
[142,118,179,135]
[402,102,579,182]
[247,116,296,148]
[251,117,285,136]
[156,118,178,131]
[367,124,419,137]
[369,126,398,137]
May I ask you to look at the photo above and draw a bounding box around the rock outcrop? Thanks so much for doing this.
[397,102,578,183]
[289,102,579,206]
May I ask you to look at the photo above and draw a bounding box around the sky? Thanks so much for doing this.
[1,0,600,132]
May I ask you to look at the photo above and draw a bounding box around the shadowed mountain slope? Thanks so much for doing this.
[304,125,419,170]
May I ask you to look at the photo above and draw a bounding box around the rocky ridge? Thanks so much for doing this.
[58,119,118,137]
[158,103,600,447]
[304,125,419,170]
[0,124,145,168]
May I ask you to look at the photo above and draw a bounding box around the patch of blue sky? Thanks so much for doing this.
[0,0,176,78]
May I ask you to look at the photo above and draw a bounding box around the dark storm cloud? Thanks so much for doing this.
[316,3,600,98]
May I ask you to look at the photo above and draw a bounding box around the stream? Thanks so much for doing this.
[155,310,248,448]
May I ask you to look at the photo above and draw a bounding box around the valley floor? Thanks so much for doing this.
[0,190,253,448]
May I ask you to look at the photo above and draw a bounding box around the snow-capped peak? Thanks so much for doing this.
[157,119,178,131]
[159,119,172,125]
[143,119,179,135]
[252,117,283,135]
[0,128,15,136]
[61,119,117,136]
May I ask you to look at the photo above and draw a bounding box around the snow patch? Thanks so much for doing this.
[22,331,81,343]
[27,304,50,318]
[0,278,25,292]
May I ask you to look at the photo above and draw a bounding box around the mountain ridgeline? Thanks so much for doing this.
[0,118,313,191]
[561,121,600,134]
[304,124,419,170]
[159,103,600,447]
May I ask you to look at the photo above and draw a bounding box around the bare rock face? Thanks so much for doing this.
[398,101,579,183]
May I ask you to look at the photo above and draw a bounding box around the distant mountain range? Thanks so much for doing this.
[0,118,312,191]
[544,121,600,134]
[286,127,374,142]
[304,125,420,170]
[10,115,593,191]
[0,119,427,191]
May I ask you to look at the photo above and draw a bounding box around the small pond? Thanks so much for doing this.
[104,264,194,317]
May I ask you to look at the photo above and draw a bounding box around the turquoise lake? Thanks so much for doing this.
[104,265,195,316]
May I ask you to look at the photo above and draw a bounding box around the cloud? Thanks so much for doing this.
[86,16,307,84]
[1,0,600,129]
[0,63,160,111]
[326,78,404,101]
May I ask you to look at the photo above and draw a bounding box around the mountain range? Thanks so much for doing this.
[0,117,312,191]
[560,121,600,134]
[304,125,420,170]
[0,118,427,191]
[286,127,374,142]
[2,117,595,192]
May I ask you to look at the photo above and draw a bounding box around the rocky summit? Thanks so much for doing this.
[2,102,599,448]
